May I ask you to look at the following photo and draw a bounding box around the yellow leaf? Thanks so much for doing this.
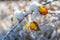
[38,6,48,15]
[24,21,40,31]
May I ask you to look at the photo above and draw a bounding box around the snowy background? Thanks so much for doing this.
[0,0,60,40]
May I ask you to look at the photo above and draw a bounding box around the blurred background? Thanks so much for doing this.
[0,0,60,40]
